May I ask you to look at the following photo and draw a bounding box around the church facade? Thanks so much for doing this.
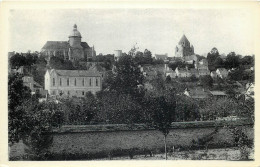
[175,35,194,58]
[41,24,96,62]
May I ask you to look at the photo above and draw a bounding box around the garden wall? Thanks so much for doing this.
[10,120,254,159]
[50,121,254,154]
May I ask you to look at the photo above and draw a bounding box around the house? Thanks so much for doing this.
[195,59,209,70]
[22,76,44,95]
[189,68,199,77]
[245,83,254,99]
[183,55,198,63]
[164,64,177,78]
[209,91,227,98]
[198,69,210,76]
[23,76,34,91]
[44,68,102,97]
[154,54,168,60]
[184,88,209,99]
[210,71,217,79]
[175,67,191,78]
[216,68,229,79]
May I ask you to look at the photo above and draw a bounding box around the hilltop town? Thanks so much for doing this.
[8,24,254,160]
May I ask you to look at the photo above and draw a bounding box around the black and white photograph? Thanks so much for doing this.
[1,1,259,166]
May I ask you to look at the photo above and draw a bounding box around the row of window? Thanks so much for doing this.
[52,77,99,87]
[52,90,95,96]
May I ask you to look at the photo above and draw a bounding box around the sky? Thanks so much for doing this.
[8,9,256,57]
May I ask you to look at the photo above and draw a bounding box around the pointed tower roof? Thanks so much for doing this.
[178,34,190,45]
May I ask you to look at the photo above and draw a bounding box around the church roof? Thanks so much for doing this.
[54,69,101,77]
[81,42,90,49]
[178,34,190,45]
[42,41,90,50]
[42,41,69,50]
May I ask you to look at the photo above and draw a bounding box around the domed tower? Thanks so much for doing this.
[69,24,82,48]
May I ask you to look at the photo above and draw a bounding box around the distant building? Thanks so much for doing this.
[184,55,198,63]
[22,76,44,95]
[184,88,209,99]
[210,71,217,79]
[195,59,209,70]
[154,54,168,60]
[216,68,229,79]
[175,35,194,57]
[209,91,227,98]
[175,67,191,78]
[44,68,102,97]
[245,82,254,99]
[41,24,96,62]
[198,69,210,76]
[164,64,177,78]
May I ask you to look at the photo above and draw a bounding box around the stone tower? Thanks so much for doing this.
[175,35,194,57]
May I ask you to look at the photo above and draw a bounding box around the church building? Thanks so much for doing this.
[44,68,102,97]
[175,35,194,57]
[41,24,96,62]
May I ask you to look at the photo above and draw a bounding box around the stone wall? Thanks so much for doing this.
[50,125,253,154]
[10,121,254,159]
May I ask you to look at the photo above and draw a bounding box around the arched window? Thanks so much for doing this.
[53,78,55,86]
[75,78,77,86]
[67,78,69,86]
[96,78,98,86]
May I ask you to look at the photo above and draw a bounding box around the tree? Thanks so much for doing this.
[199,75,213,89]
[8,73,31,112]
[22,101,65,159]
[151,96,176,160]
[240,55,254,66]
[168,61,185,70]
[94,91,143,124]
[107,54,144,96]
[144,95,176,160]
[31,55,47,86]
[49,56,75,70]
[9,53,26,69]
[207,47,220,71]
[199,97,238,120]
[225,52,240,69]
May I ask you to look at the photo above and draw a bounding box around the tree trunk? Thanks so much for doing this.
[164,135,167,160]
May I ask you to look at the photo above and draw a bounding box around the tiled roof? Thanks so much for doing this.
[34,81,43,88]
[42,41,90,50]
[154,54,168,60]
[54,69,101,77]
[184,55,197,62]
[186,89,209,99]
[217,68,228,73]
[210,91,226,96]
[81,42,90,49]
